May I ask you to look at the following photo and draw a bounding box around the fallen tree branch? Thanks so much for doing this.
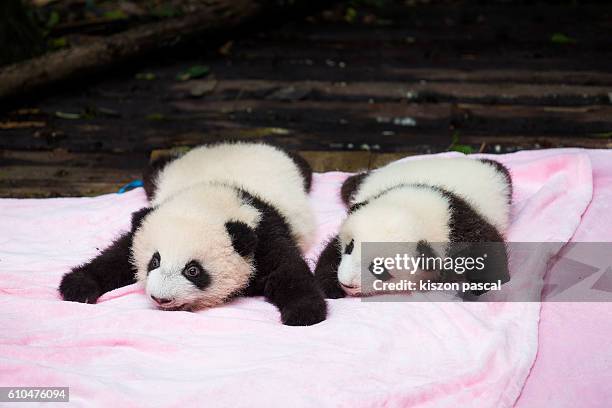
[0,0,327,103]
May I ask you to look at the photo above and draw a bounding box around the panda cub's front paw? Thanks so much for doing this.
[59,268,102,304]
[281,297,327,326]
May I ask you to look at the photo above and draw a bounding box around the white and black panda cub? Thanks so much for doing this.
[59,142,327,326]
[314,157,513,299]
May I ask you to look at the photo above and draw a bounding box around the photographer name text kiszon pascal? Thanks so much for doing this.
[373,279,503,293]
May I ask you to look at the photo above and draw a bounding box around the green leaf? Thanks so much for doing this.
[135,72,157,80]
[46,11,60,29]
[146,113,166,121]
[450,144,475,154]
[176,66,210,81]
[551,33,576,45]
[345,7,358,23]
[55,111,81,120]
[49,37,68,49]
[103,10,128,21]
[448,131,474,154]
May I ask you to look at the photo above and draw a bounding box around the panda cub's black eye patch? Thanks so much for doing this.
[344,239,355,255]
[147,252,160,273]
[182,261,211,290]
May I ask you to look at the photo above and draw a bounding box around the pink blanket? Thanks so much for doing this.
[515,149,612,408]
[0,149,607,407]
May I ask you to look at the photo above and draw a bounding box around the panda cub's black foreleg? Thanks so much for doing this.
[259,238,327,326]
[313,236,346,299]
[59,232,135,303]
[263,255,327,326]
[59,207,151,304]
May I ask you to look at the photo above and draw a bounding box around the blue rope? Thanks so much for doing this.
[117,179,144,194]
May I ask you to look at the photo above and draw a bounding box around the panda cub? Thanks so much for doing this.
[314,157,512,299]
[60,142,327,326]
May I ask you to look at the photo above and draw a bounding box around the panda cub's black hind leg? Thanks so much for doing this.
[314,236,346,299]
[59,207,152,303]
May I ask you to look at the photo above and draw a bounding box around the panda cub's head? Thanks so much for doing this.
[336,187,451,296]
[131,184,260,311]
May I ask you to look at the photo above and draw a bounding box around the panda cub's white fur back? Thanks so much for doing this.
[353,157,511,232]
[151,143,315,251]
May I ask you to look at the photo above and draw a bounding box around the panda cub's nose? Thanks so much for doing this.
[151,295,172,305]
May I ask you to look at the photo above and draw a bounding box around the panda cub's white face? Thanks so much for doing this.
[131,185,260,311]
[337,188,451,296]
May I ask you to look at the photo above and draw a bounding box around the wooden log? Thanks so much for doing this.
[0,0,328,102]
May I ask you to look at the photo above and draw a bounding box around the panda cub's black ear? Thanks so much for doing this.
[131,207,153,232]
[225,221,258,257]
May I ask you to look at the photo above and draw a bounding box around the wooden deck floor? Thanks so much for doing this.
[1,2,611,197]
